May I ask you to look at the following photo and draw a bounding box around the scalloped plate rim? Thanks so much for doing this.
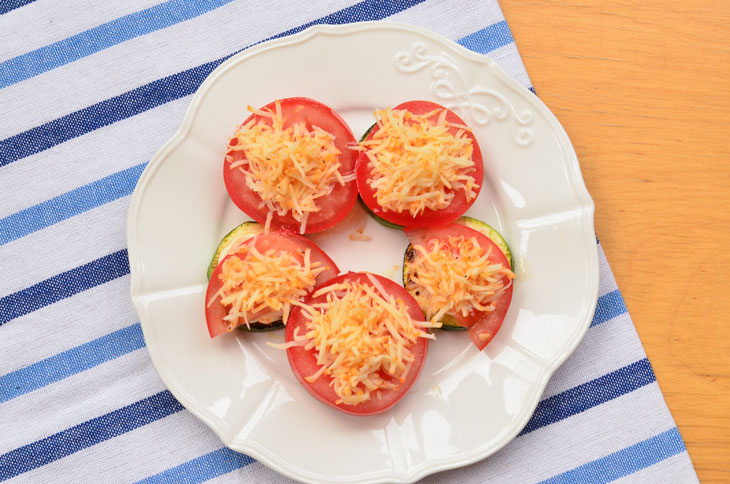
[127,21,598,484]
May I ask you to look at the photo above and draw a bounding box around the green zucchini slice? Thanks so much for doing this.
[207,221,284,332]
[402,216,513,330]
[207,221,263,280]
[454,216,513,269]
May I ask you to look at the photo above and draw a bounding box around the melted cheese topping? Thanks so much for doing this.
[348,233,371,241]
[227,101,350,234]
[407,236,514,322]
[360,107,479,216]
[207,243,326,331]
[291,279,437,406]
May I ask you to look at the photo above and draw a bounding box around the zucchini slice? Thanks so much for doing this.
[360,123,376,142]
[357,196,404,229]
[238,321,284,332]
[357,123,405,230]
[402,216,513,330]
[207,221,263,280]
[207,221,284,332]
[454,216,513,269]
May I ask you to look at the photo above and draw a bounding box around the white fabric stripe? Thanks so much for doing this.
[536,244,632,398]
[135,382,680,484]
[420,383,679,483]
[541,311,647,399]
[0,258,640,475]
[210,461,299,484]
[0,277,136,374]
[389,0,535,92]
[0,232,617,382]
[389,1,533,90]
[0,349,164,454]
[0,209,619,379]
[0,18,520,218]
[0,0,162,62]
[0,0,514,139]
[0,0,567,281]
[484,42,533,89]
[0,3,514,213]
[387,0,506,41]
[0,0,362,138]
[0,198,130,294]
[0,96,187,218]
[0,271,638,473]
[613,451,698,483]
[14,410,226,484]
[598,242,620,295]
[390,2,532,87]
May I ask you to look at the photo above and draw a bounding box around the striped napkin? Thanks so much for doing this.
[0,1,699,482]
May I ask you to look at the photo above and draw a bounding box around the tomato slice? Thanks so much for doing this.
[205,232,339,338]
[356,100,484,228]
[404,223,513,351]
[285,272,429,415]
[223,97,358,234]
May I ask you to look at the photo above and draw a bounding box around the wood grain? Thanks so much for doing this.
[499,1,730,481]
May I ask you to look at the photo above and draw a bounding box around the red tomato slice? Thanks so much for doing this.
[224,97,358,234]
[285,272,429,415]
[356,100,484,228]
[404,223,513,351]
[205,232,339,338]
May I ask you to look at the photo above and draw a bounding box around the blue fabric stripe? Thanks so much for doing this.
[135,448,255,484]
[133,359,656,483]
[0,323,144,403]
[0,390,183,482]
[519,358,655,435]
[0,61,219,167]
[0,290,632,403]
[0,20,522,245]
[0,0,235,89]
[0,249,129,325]
[0,355,655,480]
[0,0,36,15]
[456,20,514,54]
[539,427,686,484]
[0,0,424,167]
[590,289,627,327]
[0,163,147,246]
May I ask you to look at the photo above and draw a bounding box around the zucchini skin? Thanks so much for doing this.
[456,216,513,269]
[358,196,404,229]
[207,221,263,279]
[360,123,376,142]
[208,221,283,332]
[357,123,405,230]
[238,321,285,332]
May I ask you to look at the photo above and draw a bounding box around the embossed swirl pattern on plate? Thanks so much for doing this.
[394,42,534,147]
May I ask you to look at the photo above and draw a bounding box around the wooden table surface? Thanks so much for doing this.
[499,1,730,481]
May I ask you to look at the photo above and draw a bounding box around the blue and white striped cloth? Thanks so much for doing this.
[0,1,699,482]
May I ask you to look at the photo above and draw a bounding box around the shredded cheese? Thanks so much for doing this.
[207,243,326,331]
[406,236,515,322]
[360,107,479,216]
[228,100,347,234]
[291,279,438,406]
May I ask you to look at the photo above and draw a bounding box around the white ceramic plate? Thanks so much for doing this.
[127,22,598,484]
